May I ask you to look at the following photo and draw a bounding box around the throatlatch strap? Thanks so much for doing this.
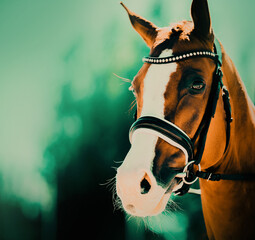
[214,38,232,153]
[222,86,232,151]
[196,171,255,181]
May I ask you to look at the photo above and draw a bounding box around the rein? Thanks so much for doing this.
[129,39,255,196]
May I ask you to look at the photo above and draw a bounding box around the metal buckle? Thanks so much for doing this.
[175,161,201,185]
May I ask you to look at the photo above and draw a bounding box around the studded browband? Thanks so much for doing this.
[143,50,217,64]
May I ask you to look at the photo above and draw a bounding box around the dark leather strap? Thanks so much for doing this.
[129,116,194,159]
[214,38,232,153]
[192,38,232,164]
[214,38,222,66]
[191,43,223,165]
[196,171,255,181]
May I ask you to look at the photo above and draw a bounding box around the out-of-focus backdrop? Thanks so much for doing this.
[0,0,254,239]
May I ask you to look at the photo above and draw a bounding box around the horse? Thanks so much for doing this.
[115,0,255,239]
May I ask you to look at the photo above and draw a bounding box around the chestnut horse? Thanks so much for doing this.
[115,0,255,239]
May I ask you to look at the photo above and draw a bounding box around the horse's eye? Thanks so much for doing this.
[191,80,205,91]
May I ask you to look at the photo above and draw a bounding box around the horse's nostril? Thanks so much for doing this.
[140,174,151,194]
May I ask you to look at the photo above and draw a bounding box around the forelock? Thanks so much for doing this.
[150,21,194,57]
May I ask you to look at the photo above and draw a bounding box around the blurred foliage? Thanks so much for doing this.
[0,0,254,239]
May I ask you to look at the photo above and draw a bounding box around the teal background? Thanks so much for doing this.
[0,0,254,239]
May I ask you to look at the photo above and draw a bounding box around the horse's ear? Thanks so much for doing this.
[120,2,158,48]
[191,0,212,38]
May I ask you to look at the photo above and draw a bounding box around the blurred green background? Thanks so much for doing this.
[0,0,254,239]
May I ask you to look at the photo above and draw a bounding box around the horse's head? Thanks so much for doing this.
[116,0,227,217]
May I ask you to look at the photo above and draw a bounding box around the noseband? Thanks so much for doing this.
[129,39,255,196]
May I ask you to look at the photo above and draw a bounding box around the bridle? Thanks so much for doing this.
[129,38,255,196]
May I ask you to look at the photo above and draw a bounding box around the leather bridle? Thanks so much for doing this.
[129,39,255,196]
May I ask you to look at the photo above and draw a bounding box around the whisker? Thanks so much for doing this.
[111,181,124,213]
[141,216,149,230]
[113,73,132,83]
[126,214,134,222]
[99,176,116,188]
[128,99,137,113]
[111,166,118,171]
[113,160,123,165]
[113,194,123,212]
[164,198,181,213]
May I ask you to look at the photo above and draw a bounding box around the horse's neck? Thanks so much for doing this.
[200,49,255,239]
[223,51,255,172]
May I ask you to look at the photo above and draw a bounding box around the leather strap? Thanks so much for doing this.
[191,41,224,165]
[214,38,222,66]
[129,116,194,160]
[196,171,255,181]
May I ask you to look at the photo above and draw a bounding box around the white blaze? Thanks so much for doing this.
[116,49,178,216]
[126,49,178,170]
[141,49,177,118]
[119,49,177,172]
[135,49,178,170]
